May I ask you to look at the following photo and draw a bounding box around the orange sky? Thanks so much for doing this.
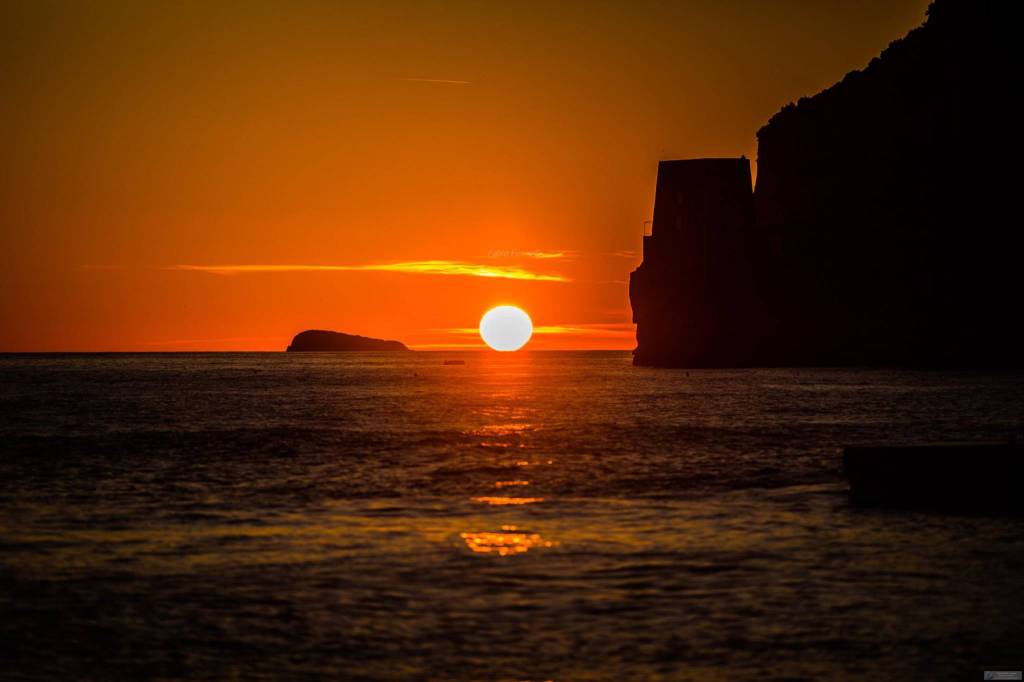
[0,0,929,351]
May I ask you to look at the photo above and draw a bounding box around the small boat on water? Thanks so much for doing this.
[443,359,466,365]
[843,441,1022,514]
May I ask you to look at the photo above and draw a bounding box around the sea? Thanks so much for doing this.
[1,352,1022,681]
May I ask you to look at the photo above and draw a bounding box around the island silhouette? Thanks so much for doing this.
[286,330,409,352]
[631,0,1016,368]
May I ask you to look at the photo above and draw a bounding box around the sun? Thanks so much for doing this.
[479,305,533,351]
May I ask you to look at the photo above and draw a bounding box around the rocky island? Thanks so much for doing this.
[286,330,409,352]
[630,0,1016,368]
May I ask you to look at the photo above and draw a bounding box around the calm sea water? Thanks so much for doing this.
[1,352,1022,681]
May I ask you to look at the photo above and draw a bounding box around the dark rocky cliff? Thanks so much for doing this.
[286,330,409,352]
[630,159,761,367]
[631,0,1017,368]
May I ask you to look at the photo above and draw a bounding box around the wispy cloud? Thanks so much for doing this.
[485,249,636,261]
[487,249,575,260]
[441,323,634,338]
[168,260,567,282]
[533,323,635,337]
[399,77,472,85]
[521,251,570,259]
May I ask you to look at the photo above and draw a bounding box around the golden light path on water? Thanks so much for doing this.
[471,497,546,505]
[457,352,559,556]
[460,526,557,556]
[493,480,531,488]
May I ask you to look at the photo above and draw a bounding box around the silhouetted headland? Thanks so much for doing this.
[843,443,1023,514]
[286,330,409,352]
[631,0,1017,368]
[631,158,758,367]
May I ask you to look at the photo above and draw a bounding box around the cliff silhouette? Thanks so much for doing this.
[631,159,761,367]
[286,330,409,352]
[631,0,1017,368]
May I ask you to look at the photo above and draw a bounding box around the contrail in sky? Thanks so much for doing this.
[399,77,472,85]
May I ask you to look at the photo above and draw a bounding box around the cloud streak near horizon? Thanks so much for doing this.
[441,323,635,338]
[168,260,568,282]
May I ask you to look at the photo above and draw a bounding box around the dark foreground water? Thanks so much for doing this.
[1,352,1022,681]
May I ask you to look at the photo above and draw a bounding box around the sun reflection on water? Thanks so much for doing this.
[476,422,535,435]
[460,526,556,555]
[471,496,545,505]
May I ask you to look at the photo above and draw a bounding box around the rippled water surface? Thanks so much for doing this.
[1,352,1022,680]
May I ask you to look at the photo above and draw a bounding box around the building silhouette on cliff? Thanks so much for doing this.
[630,0,1019,368]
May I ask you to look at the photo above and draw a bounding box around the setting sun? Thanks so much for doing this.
[479,306,533,351]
